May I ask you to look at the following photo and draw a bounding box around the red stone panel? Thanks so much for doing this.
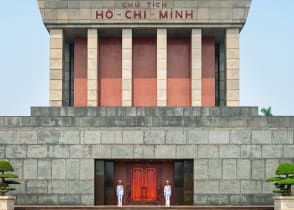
[167,79,191,106]
[167,38,191,106]
[133,79,157,106]
[202,37,215,106]
[74,37,87,106]
[133,38,157,106]
[99,37,122,106]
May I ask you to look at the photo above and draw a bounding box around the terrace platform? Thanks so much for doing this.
[15,205,274,210]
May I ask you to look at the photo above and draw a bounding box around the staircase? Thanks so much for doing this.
[15,205,274,210]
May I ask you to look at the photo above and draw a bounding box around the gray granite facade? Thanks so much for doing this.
[38,0,252,28]
[1,107,293,205]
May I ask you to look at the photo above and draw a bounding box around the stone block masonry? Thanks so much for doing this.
[157,28,167,106]
[191,29,202,106]
[38,0,251,27]
[122,29,132,107]
[226,28,240,106]
[49,29,63,106]
[87,29,98,106]
[1,107,294,205]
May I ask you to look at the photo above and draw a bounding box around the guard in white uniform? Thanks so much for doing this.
[116,180,124,207]
[164,180,172,207]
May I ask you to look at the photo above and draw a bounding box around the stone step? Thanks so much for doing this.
[15,206,274,210]
[0,115,292,128]
[30,107,259,117]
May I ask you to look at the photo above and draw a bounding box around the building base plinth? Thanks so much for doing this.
[0,196,16,210]
[274,196,294,210]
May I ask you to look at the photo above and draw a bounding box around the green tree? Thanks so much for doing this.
[266,162,294,196]
[0,160,20,195]
[261,106,273,116]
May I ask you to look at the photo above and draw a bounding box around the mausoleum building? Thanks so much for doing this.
[41,0,249,108]
[1,0,294,207]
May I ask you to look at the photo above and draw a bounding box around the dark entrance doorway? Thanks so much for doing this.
[95,159,193,205]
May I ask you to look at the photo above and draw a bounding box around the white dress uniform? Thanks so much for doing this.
[116,184,124,207]
[164,184,172,207]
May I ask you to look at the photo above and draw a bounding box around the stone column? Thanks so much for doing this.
[122,29,132,107]
[157,29,167,106]
[191,29,202,106]
[49,29,63,106]
[226,28,240,106]
[63,43,70,106]
[87,29,98,106]
[219,42,226,106]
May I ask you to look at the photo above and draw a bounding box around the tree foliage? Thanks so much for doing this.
[0,160,20,195]
[266,162,294,196]
[261,106,273,116]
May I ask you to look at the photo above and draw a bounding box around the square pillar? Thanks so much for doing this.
[122,29,132,107]
[63,43,70,106]
[157,29,167,106]
[191,29,202,106]
[49,29,63,106]
[87,29,98,106]
[226,28,240,106]
[219,42,226,106]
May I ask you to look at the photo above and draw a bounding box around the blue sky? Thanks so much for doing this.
[0,0,293,116]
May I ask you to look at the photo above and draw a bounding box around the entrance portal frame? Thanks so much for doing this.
[95,159,193,206]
